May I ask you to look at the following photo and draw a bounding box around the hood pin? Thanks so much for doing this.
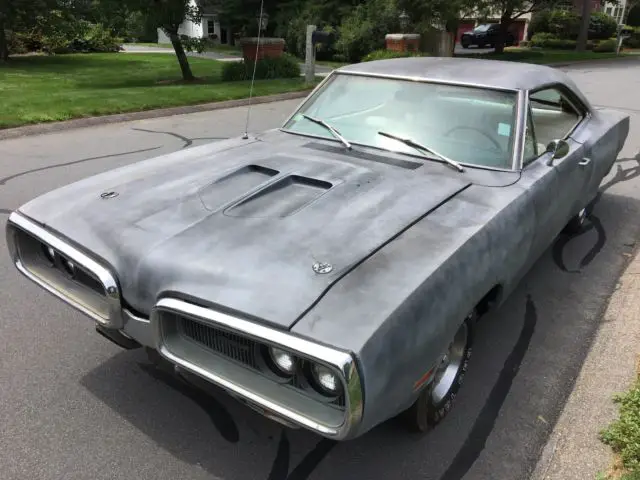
[313,262,333,274]
[100,191,119,199]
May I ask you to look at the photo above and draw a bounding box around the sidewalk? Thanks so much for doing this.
[532,245,640,480]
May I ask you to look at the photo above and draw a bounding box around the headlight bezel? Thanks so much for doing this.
[152,297,364,439]
[6,212,124,329]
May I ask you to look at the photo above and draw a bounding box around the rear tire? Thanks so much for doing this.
[403,314,475,433]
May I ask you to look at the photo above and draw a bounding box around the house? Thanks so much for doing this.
[454,0,606,45]
[156,0,234,45]
[603,0,631,24]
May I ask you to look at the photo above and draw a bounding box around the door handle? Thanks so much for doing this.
[579,157,591,167]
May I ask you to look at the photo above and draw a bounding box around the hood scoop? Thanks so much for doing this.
[198,164,279,212]
[224,174,333,218]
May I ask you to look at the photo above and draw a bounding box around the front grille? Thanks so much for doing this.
[176,316,345,407]
[179,317,259,369]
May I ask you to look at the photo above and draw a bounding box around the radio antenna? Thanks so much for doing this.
[242,0,265,140]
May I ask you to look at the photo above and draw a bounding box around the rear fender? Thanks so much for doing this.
[571,107,630,197]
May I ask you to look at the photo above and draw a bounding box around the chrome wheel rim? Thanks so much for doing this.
[431,322,468,404]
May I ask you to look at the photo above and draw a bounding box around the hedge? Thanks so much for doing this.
[221,54,301,81]
[528,9,618,41]
[361,49,424,62]
[623,27,640,49]
[530,33,618,52]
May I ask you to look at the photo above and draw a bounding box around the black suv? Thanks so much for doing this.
[460,24,516,48]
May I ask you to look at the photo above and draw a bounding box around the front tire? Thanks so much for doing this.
[403,314,475,432]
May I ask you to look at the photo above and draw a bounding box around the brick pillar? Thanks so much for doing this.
[385,34,421,52]
[240,37,285,61]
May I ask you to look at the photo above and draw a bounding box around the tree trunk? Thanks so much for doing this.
[0,22,9,62]
[167,30,195,81]
[495,11,513,54]
[446,17,460,56]
[576,0,592,52]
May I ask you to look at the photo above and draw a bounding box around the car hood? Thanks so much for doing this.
[17,132,476,329]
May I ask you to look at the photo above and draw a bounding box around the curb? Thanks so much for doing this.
[531,243,640,480]
[547,55,640,68]
[0,90,313,141]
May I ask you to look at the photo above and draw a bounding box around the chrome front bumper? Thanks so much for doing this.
[5,211,364,440]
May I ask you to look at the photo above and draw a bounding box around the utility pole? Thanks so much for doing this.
[576,0,593,52]
[305,25,316,84]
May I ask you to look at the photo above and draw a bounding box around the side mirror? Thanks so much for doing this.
[545,139,570,165]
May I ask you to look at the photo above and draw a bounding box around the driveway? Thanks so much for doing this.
[0,58,639,480]
[454,43,495,55]
[121,44,334,75]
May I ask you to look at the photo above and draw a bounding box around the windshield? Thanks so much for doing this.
[474,24,492,32]
[282,73,518,170]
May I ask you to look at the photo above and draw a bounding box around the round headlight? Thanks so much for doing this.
[268,347,296,376]
[61,257,76,277]
[311,364,342,396]
[42,245,55,264]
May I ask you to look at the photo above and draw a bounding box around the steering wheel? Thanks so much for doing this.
[444,126,503,152]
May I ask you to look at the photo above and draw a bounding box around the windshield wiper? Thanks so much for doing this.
[378,131,464,172]
[301,114,352,149]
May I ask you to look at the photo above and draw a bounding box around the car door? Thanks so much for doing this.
[519,106,563,267]
[528,86,595,233]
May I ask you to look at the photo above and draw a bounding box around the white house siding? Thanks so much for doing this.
[157,19,203,43]
[157,0,224,43]
[603,0,629,24]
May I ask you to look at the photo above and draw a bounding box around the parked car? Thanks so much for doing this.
[5,57,629,441]
[460,23,516,48]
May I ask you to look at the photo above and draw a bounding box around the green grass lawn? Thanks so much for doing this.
[0,53,317,129]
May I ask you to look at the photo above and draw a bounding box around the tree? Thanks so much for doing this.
[470,0,563,53]
[113,0,209,81]
[400,0,477,55]
[0,0,55,61]
[575,0,592,51]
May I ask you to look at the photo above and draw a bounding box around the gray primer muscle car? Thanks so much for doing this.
[5,57,630,440]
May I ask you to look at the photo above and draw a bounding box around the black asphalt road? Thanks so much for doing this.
[0,58,639,480]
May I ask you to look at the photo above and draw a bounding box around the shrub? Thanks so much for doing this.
[76,22,122,52]
[11,17,122,54]
[589,12,618,40]
[528,9,618,41]
[361,49,423,62]
[528,10,551,40]
[593,38,617,52]
[600,381,640,472]
[179,35,207,54]
[623,27,640,49]
[221,54,301,81]
[335,0,400,63]
[547,10,581,39]
[530,33,577,49]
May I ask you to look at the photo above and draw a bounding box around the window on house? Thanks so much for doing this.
[207,20,215,36]
[614,6,622,20]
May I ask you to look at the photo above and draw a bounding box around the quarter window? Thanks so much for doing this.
[528,87,583,149]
